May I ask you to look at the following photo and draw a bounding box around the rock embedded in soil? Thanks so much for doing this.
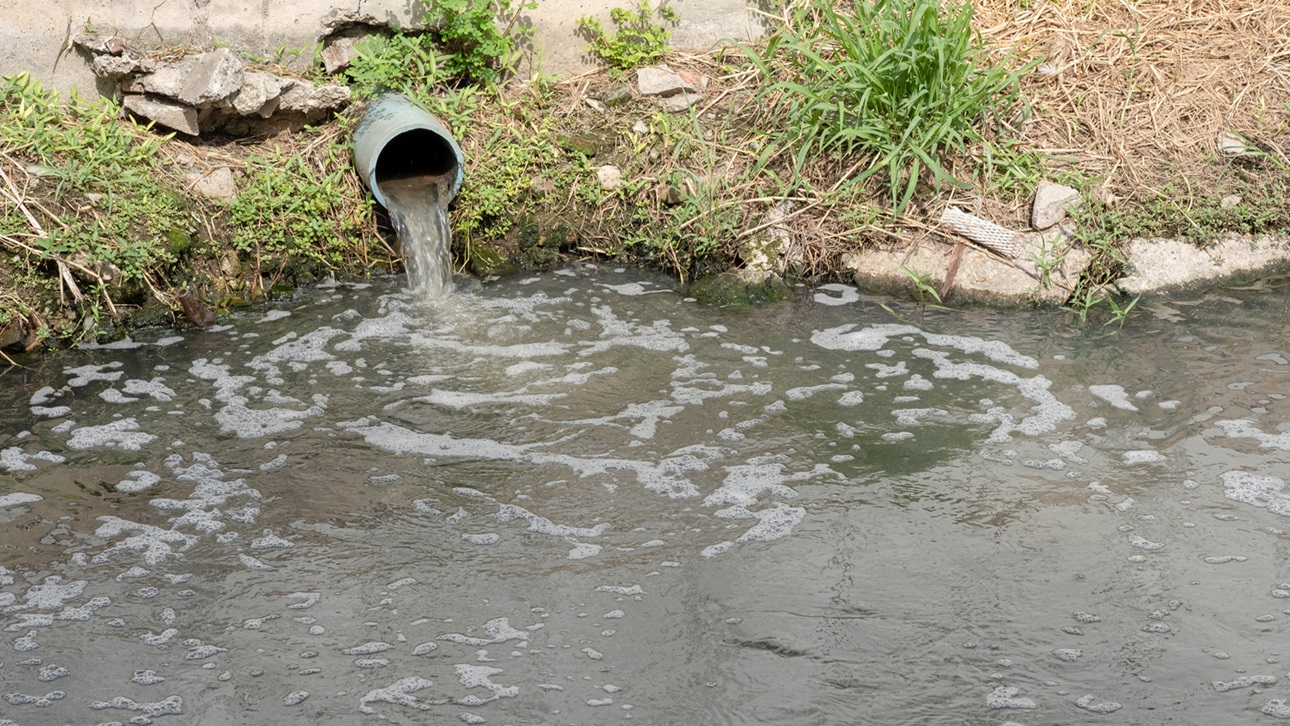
[596,165,623,190]
[635,64,705,112]
[122,94,199,135]
[190,167,237,200]
[1031,182,1083,230]
[687,269,792,307]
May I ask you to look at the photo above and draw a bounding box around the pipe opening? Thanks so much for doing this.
[373,128,459,189]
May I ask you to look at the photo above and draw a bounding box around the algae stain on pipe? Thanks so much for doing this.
[353,93,464,297]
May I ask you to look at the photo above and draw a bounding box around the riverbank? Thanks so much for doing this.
[3,0,1290,357]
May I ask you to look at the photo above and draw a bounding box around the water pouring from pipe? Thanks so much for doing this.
[353,93,464,297]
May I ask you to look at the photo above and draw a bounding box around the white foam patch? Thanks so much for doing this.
[67,419,156,450]
[440,617,529,646]
[0,492,42,508]
[117,471,162,493]
[93,516,197,566]
[340,419,705,498]
[122,378,176,401]
[416,389,565,409]
[151,453,263,533]
[598,282,665,296]
[99,387,140,403]
[910,349,1074,439]
[1123,450,1165,464]
[1214,419,1290,450]
[703,457,836,507]
[497,503,609,538]
[785,383,848,401]
[1222,471,1290,516]
[812,324,1039,369]
[29,386,58,405]
[734,503,806,543]
[1088,385,1139,411]
[986,686,1037,709]
[813,283,860,306]
[580,305,688,357]
[0,448,65,472]
[259,309,292,323]
[568,542,601,559]
[64,362,124,386]
[190,359,327,438]
[456,664,519,699]
[358,676,435,714]
[90,695,183,716]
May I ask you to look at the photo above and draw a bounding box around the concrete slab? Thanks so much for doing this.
[841,231,1088,306]
[1116,235,1290,295]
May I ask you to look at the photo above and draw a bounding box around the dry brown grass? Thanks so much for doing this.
[978,0,1290,200]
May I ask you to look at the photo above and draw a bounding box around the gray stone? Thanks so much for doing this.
[176,48,244,106]
[687,269,792,307]
[228,71,284,116]
[596,165,623,190]
[276,79,351,114]
[1116,235,1290,295]
[636,65,702,97]
[122,94,200,136]
[1218,130,1249,157]
[840,229,1089,305]
[123,65,188,98]
[1221,194,1242,209]
[124,48,244,107]
[1031,182,1083,230]
[91,55,151,79]
[659,91,703,112]
[190,167,237,200]
[739,200,794,272]
[321,36,361,75]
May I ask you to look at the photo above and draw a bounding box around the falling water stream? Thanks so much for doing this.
[382,175,454,298]
[4,268,1290,725]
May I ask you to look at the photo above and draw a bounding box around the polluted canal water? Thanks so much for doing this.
[6,269,1290,724]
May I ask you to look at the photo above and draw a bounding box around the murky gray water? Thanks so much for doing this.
[4,268,1290,725]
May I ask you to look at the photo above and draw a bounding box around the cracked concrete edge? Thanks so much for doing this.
[1115,234,1290,296]
[841,231,1087,307]
[842,231,1290,306]
[1,0,764,99]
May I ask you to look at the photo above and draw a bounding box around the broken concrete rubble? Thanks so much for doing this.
[842,229,1088,306]
[121,95,200,136]
[1031,182,1083,230]
[1116,235,1290,295]
[635,64,706,112]
[78,37,350,136]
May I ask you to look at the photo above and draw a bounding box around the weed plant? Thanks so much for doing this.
[578,1,681,69]
[750,0,1033,213]
[229,139,377,272]
[0,74,189,313]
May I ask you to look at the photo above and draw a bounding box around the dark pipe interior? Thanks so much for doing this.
[373,128,458,186]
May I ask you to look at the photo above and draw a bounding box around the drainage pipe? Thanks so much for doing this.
[352,93,464,209]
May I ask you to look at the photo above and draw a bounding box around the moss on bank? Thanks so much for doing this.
[5,0,1290,360]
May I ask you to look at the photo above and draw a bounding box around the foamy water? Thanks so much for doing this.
[4,267,1290,724]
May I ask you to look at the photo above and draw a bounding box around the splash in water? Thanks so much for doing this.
[382,175,453,297]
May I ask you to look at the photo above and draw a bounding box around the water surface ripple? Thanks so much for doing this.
[3,268,1290,724]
